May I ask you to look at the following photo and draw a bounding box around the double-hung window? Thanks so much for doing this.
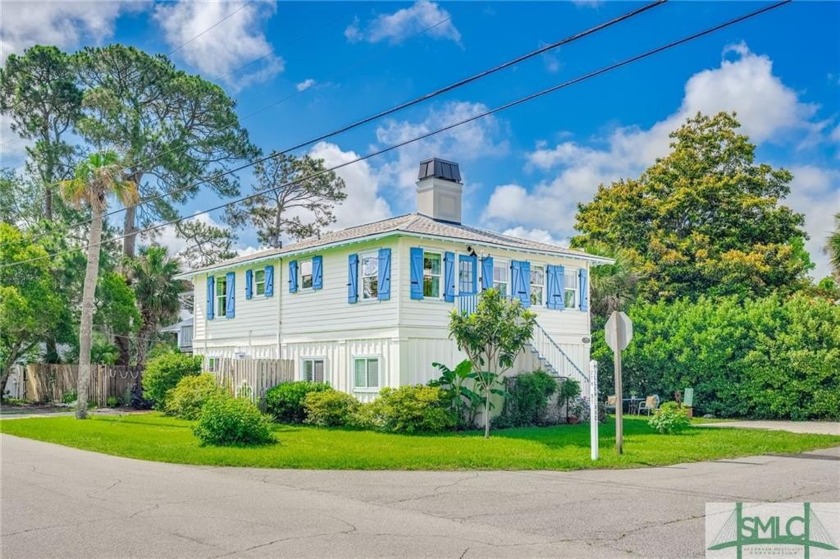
[253,269,266,296]
[361,253,378,300]
[564,269,578,309]
[459,257,476,294]
[530,265,545,306]
[302,358,325,383]
[300,259,313,289]
[215,276,227,317]
[493,261,509,298]
[423,252,442,298]
[353,357,379,390]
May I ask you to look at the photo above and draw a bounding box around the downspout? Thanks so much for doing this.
[202,274,208,363]
[276,259,282,359]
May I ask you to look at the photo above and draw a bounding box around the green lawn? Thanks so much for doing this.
[1,413,838,470]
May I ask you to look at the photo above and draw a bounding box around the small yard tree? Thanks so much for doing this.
[448,288,536,438]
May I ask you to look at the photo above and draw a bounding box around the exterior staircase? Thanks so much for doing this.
[528,321,589,387]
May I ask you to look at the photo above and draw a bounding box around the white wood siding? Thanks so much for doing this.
[192,262,281,359]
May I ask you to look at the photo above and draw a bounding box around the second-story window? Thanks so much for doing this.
[564,269,578,309]
[254,269,266,296]
[361,253,378,300]
[493,261,509,298]
[215,276,227,317]
[530,265,545,306]
[300,259,313,289]
[423,252,442,298]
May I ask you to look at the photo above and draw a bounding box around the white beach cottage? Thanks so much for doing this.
[180,158,610,400]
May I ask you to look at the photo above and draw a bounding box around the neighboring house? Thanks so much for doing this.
[179,158,611,400]
[160,317,194,353]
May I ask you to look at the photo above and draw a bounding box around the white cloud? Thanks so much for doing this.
[345,0,460,45]
[374,101,508,203]
[295,78,316,92]
[502,226,568,247]
[153,0,283,89]
[484,43,833,272]
[0,113,30,167]
[786,166,840,280]
[0,1,140,64]
[308,141,392,230]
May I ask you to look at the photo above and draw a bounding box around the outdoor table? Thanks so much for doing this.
[623,397,642,414]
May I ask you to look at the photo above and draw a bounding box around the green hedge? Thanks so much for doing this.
[493,370,558,428]
[354,385,456,434]
[142,353,203,410]
[593,293,840,420]
[193,395,275,446]
[263,381,332,424]
[304,391,360,427]
[164,373,224,420]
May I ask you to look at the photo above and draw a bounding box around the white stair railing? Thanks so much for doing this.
[531,322,589,384]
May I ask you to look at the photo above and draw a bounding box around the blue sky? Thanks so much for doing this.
[1,1,838,278]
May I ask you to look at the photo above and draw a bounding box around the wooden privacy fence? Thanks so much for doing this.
[25,364,142,406]
[206,358,294,404]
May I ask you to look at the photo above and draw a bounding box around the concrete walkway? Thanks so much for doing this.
[3,435,839,559]
[697,420,840,436]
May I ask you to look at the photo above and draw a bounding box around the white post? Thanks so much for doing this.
[589,360,599,461]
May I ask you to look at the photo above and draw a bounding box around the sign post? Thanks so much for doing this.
[589,360,598,461]
[605,311,633,455]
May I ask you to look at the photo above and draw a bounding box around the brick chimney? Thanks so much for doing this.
[416,158,462,224]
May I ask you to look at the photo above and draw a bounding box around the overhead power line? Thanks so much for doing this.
[17,0,666,246]
[2,0,791,271]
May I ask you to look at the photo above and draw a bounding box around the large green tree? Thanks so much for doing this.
[226,152,347,248]
[0,46,82,221]
[60,151,138,419]
[0,224,62,396]
[74,44,258,258]
[129,246,184,365]
[572,112,810,301]
[828,212,840,282]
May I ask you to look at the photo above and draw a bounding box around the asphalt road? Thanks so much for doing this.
[2,435,839,559]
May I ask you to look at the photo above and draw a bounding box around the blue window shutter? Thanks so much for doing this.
[444,251,455,302]
[410,247,424,300]
[312,256,323,290]
[289,260,298,293]
[557,265,566,310]
[378,248,391,301]
[348,254,359,303]
[264,265,274,297]
[245,269,253,300]
[519,260,531,309]
[579,268,589,311]
[206,276,214,320]
[225,272,235,318]
[480,256,493,291]
[547,265,565,310]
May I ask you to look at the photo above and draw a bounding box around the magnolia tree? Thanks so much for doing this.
[448,288,536,438]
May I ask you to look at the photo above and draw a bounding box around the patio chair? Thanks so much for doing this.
[605,395,618,413]
[637,395,660,416]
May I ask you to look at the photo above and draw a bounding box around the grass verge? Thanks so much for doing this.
[1,413,837,470]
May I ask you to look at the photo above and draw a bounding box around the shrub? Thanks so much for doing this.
[193,395,275,446]
[61,390,77,404]
[304,390,360,427]
[494,370,558,428]
[142,353,203,410]
[355,385,457,434]
[558,378,581,420]
[264,381,332,423]
[648,402,691,434]
[568,396,607,423]
[106,396,119,408]
[164,373,224,420]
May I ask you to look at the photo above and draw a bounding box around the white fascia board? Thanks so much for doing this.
[176,229,613,280]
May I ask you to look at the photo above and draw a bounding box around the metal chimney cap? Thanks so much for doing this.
[418,158,461,183]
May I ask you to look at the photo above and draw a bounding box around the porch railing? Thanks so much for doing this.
[530,322,589,384]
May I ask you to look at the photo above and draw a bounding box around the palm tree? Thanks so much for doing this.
[130,245,184,364]
[60,151,138,419]
[588,243,642,325]
[828,212,840,282]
